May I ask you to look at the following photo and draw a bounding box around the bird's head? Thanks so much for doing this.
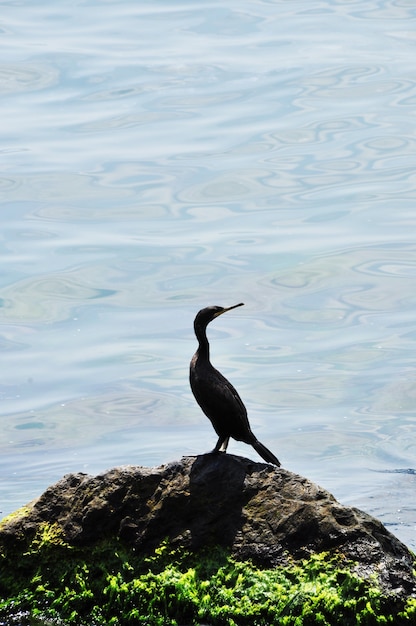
[194,303,244,332]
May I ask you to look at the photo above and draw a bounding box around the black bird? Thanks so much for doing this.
[190,303,280,466]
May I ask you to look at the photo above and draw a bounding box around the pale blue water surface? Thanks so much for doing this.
[1,0,416,566]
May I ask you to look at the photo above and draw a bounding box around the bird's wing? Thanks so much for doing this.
[191,365,253,441]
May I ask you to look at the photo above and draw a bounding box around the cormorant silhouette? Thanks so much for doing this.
[190,303,280,466]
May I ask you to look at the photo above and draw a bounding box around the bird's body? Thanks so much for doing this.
[190,304,280,466]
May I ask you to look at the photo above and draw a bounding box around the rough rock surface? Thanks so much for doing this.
[1,454,415,598]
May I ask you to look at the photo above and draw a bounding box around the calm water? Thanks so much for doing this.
[1,0,415,561]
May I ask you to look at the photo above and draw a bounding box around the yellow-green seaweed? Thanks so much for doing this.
[1,535,415,625]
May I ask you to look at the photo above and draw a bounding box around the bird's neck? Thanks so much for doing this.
[195,326,210,361]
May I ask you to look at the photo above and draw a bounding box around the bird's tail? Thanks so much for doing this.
[252,439,281,467]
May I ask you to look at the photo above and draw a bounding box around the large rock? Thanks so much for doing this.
[1,454,414,599]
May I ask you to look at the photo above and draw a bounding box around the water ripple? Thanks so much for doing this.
[0,63,59,93]
[0,270,119,323]
[267,244,415,332]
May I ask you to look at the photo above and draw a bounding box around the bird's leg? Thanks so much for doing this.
[219,436,230,452]
[212,436,229,454]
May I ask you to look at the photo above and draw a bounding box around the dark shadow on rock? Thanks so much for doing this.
[118,454,257,555]
[188,453,252,549]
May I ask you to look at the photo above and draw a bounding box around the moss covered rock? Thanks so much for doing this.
[0,454,415,624]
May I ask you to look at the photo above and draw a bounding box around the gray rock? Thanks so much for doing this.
[1,454,415,598]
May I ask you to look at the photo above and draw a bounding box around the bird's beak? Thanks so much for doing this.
[213,302,244,318]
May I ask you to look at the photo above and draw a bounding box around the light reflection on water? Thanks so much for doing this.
[1,0,416,562]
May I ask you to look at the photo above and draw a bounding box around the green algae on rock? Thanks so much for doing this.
[1,542,415,626]
[0,455,415,625]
